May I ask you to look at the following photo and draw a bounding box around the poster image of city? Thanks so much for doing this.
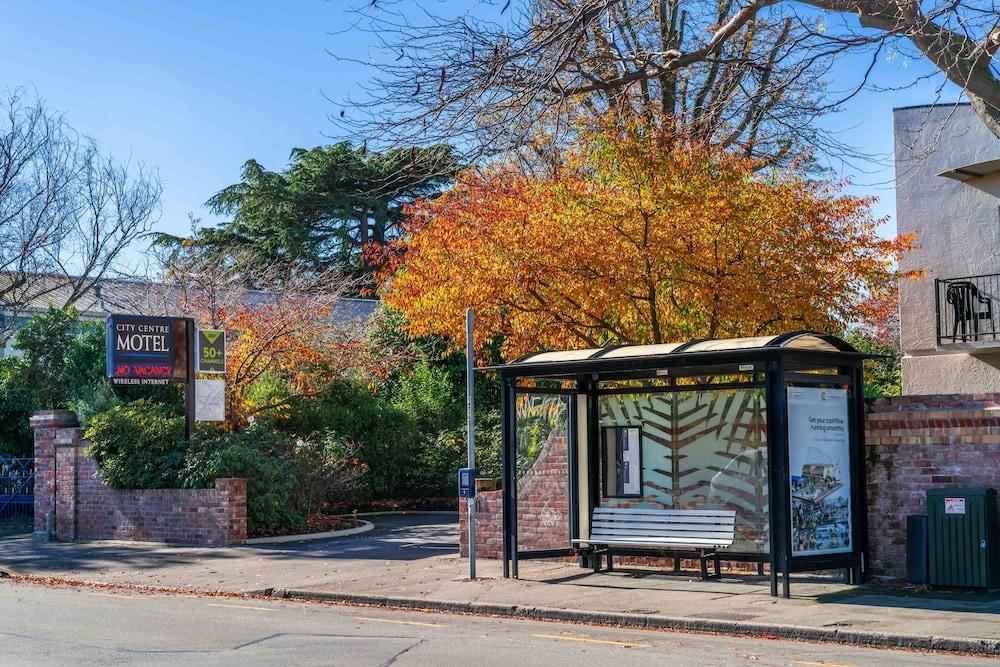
[786,386,852,557]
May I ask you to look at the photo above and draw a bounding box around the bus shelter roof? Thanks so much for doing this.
[482,331,866,379]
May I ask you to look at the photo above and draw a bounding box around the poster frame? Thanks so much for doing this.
[600,424,644,499]
[781,372,865,574]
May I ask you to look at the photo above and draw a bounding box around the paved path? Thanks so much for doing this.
[3,513,1000,653]
[0,581,991,666]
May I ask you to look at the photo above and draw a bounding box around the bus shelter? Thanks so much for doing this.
[486,331,870,598]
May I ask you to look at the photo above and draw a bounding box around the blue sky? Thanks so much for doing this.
[2,1,962,241]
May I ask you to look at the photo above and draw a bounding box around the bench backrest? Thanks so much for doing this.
[591,506,737,547]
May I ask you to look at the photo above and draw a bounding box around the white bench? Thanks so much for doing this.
[572,506,737,579]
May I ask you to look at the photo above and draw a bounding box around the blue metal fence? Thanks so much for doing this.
[0,456,34,527]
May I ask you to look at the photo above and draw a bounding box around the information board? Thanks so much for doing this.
[787,386,853,557]
[195,379,225,422]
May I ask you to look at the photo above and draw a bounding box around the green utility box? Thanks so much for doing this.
[927,488,1000,590]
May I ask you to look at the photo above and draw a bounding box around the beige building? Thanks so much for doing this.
[895,104,1000,394]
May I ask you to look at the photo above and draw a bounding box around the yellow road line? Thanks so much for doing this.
[88,592,140,599]
[530,633,650,648]
[355,616,444,628]
[207,603,279,612]
[790,661,859,667]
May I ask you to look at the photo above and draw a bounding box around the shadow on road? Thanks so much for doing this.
[0,512,458,575]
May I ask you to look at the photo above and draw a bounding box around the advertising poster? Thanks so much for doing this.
[786,386,852,556]
[196,329,226,374]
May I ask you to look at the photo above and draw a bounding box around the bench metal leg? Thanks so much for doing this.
[699,555,709,580]
[713,554,722,579]
[673,557,681,573]
[606,552,614,572]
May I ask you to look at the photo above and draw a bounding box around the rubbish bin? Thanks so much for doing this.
[926,488,1000,590]
[906,515,928,584]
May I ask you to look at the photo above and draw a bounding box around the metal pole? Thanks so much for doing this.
[466,307,476,580]
[185,319,196,442]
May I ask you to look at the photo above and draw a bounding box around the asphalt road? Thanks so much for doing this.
[0,581,993,666]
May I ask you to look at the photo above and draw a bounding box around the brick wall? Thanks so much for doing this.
[31,410,247,546]
[865,393,1000,579]
[460,430,569,558]
[460,395,1000,581]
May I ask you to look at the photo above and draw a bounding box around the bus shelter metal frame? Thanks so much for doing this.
[487,331,871,598]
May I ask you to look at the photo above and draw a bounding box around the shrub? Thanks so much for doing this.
[290,431,368,513]
[85,399,187,488]
[182,426,303,536]
[0,359,34,456]
[70,383,123,428]
[420,408,503,495]
[390,361,463,436]
[272,379,419,498]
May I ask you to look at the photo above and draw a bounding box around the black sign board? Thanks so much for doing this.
[196,329,226,374]
[106,315,185,385]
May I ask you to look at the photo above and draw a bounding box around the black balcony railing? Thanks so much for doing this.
[936,274,1000,345]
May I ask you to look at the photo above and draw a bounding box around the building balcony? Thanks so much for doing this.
[936,274,1000,348]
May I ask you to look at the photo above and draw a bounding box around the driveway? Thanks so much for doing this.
[0,512,460,592]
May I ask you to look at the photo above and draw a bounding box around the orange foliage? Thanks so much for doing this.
[380,120,916,360]
[183,294,364,427]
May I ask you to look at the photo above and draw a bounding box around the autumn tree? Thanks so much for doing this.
[129,240,385,426]
[380,119,915,360]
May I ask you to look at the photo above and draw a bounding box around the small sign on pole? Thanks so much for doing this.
[196,329,226,374]
[195,379,225,422]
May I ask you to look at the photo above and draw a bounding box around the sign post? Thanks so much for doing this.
[466,307,476,580]
[184,320,196,440]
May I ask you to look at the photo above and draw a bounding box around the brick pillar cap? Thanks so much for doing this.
[30,410,80,429]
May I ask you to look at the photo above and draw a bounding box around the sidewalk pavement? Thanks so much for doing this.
[3,514,1000,656]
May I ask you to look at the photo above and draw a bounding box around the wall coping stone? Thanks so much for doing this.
[30,409,80,429]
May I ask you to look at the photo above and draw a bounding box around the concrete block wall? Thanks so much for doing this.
[461,395,1000,581]
[32,410,247,546]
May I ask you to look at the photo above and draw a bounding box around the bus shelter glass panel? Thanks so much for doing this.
[598,388,769,553]
[514,393,571,553]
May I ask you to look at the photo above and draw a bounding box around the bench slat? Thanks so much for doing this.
[576,538,732,547]
[592,529,733,540]
[590,526,733,537]
[591,516,736,530]
[594,507,736,518]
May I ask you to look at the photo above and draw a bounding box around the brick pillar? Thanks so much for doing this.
[217,478,248,545]
[30,410,82,541]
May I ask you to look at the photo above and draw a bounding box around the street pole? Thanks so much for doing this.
[184,319,196,442]
[466,307,476,580]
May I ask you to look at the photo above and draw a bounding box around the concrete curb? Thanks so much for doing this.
[333,510,458,518]
[257,588,1000,657]
[246,520,374,545]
